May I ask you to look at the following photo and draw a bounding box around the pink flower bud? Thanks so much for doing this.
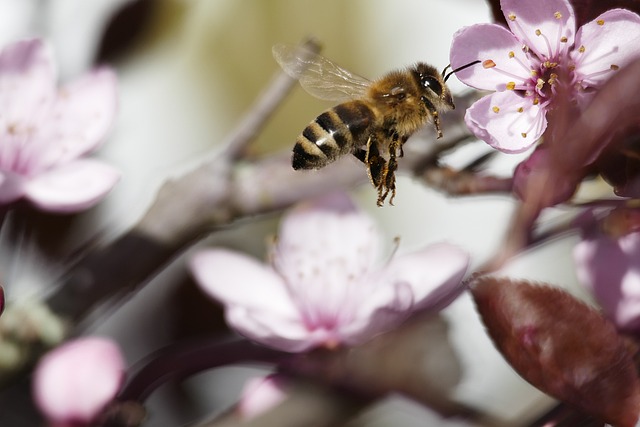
[33,337,125,426]
[238,375,290,420]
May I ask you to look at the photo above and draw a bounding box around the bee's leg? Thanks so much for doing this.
[364,136,390,206]
[421,95,443,139]
[384,163,396,205]
[352,148,367,163]
[389,131,405,158]
[364,136,386,190]
[384,134,404,205]
[353,145,389,206]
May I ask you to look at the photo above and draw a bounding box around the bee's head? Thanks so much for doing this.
[414,63,454,110]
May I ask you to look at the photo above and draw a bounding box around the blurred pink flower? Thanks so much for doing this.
[0,38,119,212]
[33,337,125,426]
[190,193,469,353]
[574,219,640,333]
[450,0,640,153]
[237,374,290,420]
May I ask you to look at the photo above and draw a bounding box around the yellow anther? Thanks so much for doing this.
[611,64,619,70]
[597,19,605,26]
[508,51,515,58]
[579,45,585,53]
[530,69,538,77]
[536,78,545,90]
[535,29,542,36]
[521,132,528,138]
[508,13,516,21]
[554,12,562,19]
[506,81,516,90]
[492,106,500,113]
[533,97,540,105]
[560,36,568,43]
[517,107,524,113]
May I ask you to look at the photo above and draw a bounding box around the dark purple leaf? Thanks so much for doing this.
[471,277,640,427]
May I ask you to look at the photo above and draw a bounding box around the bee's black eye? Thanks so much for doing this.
[422,75,443,96]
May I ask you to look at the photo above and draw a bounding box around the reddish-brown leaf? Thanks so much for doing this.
[471,277,640,427]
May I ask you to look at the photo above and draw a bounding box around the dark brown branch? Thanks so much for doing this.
[421,166,512,196]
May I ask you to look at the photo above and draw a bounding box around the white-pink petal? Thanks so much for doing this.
[47,67,118,162]
[190,249,300,319]
[226,306,313,353]
[341,281,414,345]
[23,159,120,212]
[33,337,124,424]
[465,91,546,153]
[571,9,640,89]
[276,192,378,268]
[450,24,531,91]
[382,243,470,311]
[501,0,575,60]
[0,39,56,125]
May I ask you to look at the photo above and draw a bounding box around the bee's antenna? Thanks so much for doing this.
[441,64,451,77]
[444,60,481,82]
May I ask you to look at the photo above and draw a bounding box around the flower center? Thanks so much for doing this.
[532,60,560,100]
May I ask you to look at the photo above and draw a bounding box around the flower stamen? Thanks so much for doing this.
[486,65,529,84]
[534,29,554,60]
[509,53,536,75]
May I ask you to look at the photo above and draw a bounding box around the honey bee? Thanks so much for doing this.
[273,43,478,206]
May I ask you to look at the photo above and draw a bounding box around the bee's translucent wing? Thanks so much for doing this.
[273,43,370,102]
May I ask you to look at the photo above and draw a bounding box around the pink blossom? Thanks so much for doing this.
[0,38,119,212]
[33,337,125,426]
[574,224,640,333]
[450,0,640,153]
[189,193,469,353]
[237,374,290,420]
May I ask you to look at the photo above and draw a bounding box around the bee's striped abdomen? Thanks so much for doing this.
[292,100,374,170]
